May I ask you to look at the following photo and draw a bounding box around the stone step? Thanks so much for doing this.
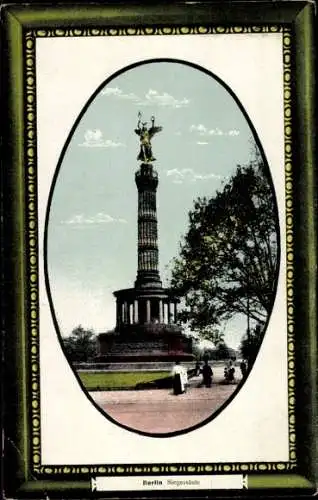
[75,361,196,372]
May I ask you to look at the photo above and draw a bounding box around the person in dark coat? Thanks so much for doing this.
[202,360,213,388]
[240,360,248,378]
[224,360,235,382]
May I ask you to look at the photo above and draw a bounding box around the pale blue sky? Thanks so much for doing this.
[47,61,259,347]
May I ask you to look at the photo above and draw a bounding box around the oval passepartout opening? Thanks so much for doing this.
[45,59,280,437]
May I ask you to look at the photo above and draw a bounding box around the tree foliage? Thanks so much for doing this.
[240,324,263,364]
[170,150,279,340]
[191,340,205,360]
[63,325,97,362]
[213,342,231,360]
[202,342,234,361]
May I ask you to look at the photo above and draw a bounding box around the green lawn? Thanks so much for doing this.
[78,371,170,390]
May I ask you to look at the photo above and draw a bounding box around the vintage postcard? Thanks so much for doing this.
[1,2,316,498]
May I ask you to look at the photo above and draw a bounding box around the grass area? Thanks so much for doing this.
[78,371,170,390]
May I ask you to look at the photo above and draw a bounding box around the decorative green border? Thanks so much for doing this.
[282,29,297,466]
[24,23,296,476]
[3,3,316,497]
[24,31,41,471]
[31,25,283,36]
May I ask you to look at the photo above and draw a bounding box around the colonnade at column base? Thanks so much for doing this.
[113,286,182,330]
[97,285,194,363]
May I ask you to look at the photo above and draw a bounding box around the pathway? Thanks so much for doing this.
[90,367,242,434]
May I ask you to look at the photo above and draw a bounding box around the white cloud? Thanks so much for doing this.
[102,86,189,108]
[166,168,223,184]
[208,128,224,136]
[61,212,127,225]
[79,129,125,148]
[196,141,209,145]
[101,87,122,96]
[138,89,189,108]
[101,87,139,101]
[190,123,207,134]
[190,124,240,138]
[85,129,102,141]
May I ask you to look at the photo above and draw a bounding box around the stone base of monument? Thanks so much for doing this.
[97,324,194,363]
[75,361,195,371]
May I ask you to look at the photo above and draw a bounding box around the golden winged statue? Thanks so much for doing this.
[135,112,163,163]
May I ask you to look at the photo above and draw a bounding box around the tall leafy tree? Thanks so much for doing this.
[170,150,279,341]
[63,325,97,362]
[240,324,263,364]
[211,342,231,360]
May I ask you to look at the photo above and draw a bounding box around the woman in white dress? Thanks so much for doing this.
[171,361,188,395]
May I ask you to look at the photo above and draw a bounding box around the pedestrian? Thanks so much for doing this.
[202,360,213,388]
[224,359,235,383]
[171,361,188,395]
[240,359,247,378]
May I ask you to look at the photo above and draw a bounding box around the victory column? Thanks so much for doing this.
[97,113,193,363]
